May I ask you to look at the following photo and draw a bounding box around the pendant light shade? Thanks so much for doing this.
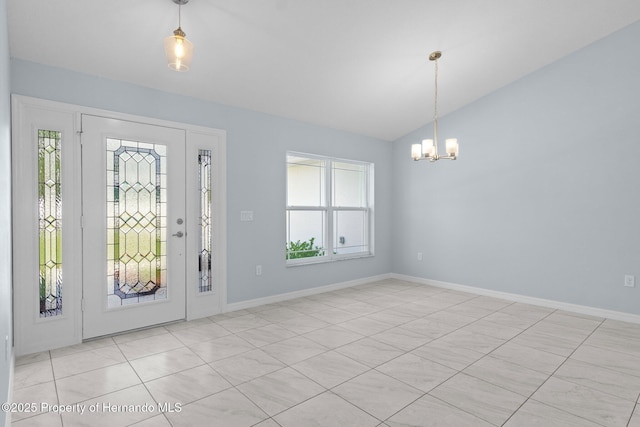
[164,27,193,72]
[165,0,193,72]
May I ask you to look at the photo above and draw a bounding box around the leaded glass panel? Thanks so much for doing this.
[106,139,167,308]
[198,150,213,293]
[38,130,63,317]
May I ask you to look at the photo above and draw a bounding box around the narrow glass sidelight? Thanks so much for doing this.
[38,130,63,317]
[198,150,213,293]
[106,139,168,308]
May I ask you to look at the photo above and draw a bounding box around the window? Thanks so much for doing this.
[286,152,374,264]
[38,130,63,317]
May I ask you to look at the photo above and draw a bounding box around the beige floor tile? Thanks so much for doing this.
[276,314,332,335]
[386,394,494,427]
[429,373,527,426]
[56,363,140,404]
[11,411,63,427]
[571,344,640,378]
[292,350,370,388]
[236,367,325,416]
[411,340,484,371]
[145,364,231,405]
[376,353,457,392]
[628,405,640,427]
[116,333,184,360]
[303,325,364,349]
[463,355,548,397]
[236,324,297,347]
[371,327,432,352]
[129,346,204,382]
[532,377,635,426]
[165,388,268,427]
[336,337,406,368]
[12,360,54,390]
[128,414,173,426]
[503,399,601,427]
[509,328,583,357]
[188,334,255,363]
[216,313,273,333]
[554,358,640,401]
[10,380,57,422]
[11,279,640,427]
[274,392,379,427]
[261,336,328,365]
[111,326,169,345]
[333,370,424,420]
[210,349,286,385]
[168,322,231,345]
[339,316,394,336]
[488,342,566,374]
[60,384,158,427]
[50,337,115,359]
[14,351,50,367]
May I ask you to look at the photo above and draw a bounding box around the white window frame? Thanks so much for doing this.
[286,151,374,266]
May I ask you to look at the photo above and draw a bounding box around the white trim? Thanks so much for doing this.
[391,273,640,325]
[226,273,392,312]
[11,95,228,352]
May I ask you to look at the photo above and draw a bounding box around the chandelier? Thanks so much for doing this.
[411,51,459,162]
[164,0,194,72]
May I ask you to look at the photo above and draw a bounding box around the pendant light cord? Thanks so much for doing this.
[433,56,439,150]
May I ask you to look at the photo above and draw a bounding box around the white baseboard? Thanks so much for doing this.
[226,273,393,313]
[391,273,640,325]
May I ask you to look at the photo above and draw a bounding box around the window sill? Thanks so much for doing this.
[286,253,374,267]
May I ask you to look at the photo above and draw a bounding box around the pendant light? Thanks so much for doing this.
[164,0,194,72]
[411,51,459,162]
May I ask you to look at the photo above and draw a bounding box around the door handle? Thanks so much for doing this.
[172,231,184,238]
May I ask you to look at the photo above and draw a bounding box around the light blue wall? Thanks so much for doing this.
[10,59,393,304]
[392,21,640,314]
[0,0,12,423]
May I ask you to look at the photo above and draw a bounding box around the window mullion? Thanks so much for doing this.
[326,160,333,259]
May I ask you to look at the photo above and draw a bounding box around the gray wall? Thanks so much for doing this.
[0,0,12,424]
[392,21,640,314]
[10,59,393,304]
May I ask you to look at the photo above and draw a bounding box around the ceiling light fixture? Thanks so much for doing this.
[164,0,194,72]
[411,51,459,162]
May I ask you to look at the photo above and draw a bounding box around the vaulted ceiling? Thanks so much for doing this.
[7,1,640,140]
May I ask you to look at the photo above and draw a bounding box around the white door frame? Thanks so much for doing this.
[12,95,227,356]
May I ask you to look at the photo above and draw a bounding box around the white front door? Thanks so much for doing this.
[81,115,187,338]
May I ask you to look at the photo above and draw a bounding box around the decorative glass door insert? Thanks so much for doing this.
[107,139,167,307]
[38,130,63,317]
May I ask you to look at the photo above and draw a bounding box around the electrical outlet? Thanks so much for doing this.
[624,275,635,287]
[256,265,262,276]
[417,252,423,261]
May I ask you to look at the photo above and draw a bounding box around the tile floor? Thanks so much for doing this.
[9,279,640,426]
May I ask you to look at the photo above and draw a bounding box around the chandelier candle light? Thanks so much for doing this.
[411,51,459,162]
[164,0,194,72]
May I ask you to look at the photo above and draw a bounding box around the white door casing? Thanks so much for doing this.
[11,96,226,355]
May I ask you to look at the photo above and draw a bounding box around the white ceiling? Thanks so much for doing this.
[7,1,640,141]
